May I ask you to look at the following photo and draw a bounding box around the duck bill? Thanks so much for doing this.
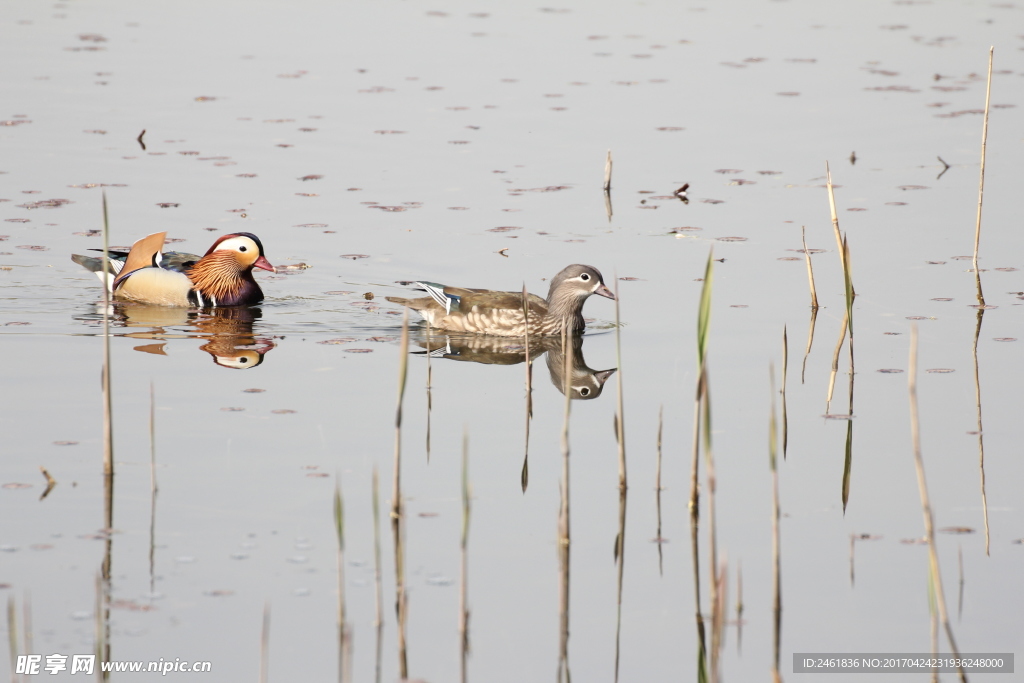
[253,255,276,273]
[594,283,616,300]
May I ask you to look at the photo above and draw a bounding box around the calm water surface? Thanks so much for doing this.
[2,0,1023,681]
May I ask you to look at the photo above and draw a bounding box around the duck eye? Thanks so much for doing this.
[580,273,590,281]
[239,245,248,252]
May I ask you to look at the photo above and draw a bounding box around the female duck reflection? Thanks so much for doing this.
[415,333,616,400]
[114,304,276,369]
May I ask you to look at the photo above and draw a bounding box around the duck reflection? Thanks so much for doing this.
[416,333,616,399]
[116,304,275,369]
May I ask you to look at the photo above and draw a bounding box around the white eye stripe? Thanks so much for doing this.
[215,236,259,254]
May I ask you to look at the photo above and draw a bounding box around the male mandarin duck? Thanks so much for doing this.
[386,264,616,337]
[72,231,274,306]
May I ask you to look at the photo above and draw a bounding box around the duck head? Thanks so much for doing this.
[546,264,615,304]
[204,233,275,273]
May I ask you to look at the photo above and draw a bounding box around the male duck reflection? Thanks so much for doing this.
[118,305,276,369]
[386,264,615,336]
[419,334,616,400]
[72,231,274,306]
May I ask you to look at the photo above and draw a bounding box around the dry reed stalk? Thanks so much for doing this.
[613,483,627,683]
[825,165,844,271]
[825,311,849,411]
[22,591,32,674]
[735,561,743,656]
[521,284,532,493]
[391,312,410,680]
[7,595,17,683]
[769,365,783,683]
[908,326,966,683]
[712,558,727,658]
[613,275,626,490]
[334,481,350,683]
[705,382,719,683]
[259,603,270,683]
[655,406,664,576]
[371,467,383,683]
[800,307,818,385]
[957,545,965,621]
[689,252,715,683]
[603,149,613,192]
[459,430,471,683]
[425,322,432,462]
[556,324,572,683]
[148,383,158,598]
[101,193,113,477]
[781,327,788,458]
[972,47,994,290]
[972,295,991,557]
[801,226,818,309]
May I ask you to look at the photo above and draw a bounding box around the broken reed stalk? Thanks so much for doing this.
[769,365,783,683]
[521,284,532,493]
[334,481,350,683]
[972,47,993,290]
[392,312,410,680]
[826,311,849,411]
[908,326,966,683]
[259,602,270,683]
[801,226,818,309]
[101,192,113,476]
[826,164,855,300]
[459,430,471,683]
[603,149,613,192]
[613,275,626,490]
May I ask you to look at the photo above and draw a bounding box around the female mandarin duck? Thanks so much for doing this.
[386,264,615,336]
[72,231,274,306]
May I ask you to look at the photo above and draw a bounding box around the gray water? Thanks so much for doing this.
[2,0,1023,680]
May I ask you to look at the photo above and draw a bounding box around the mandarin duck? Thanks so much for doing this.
[72,232,274,306]
[418,334,616,399]
[386,264,615,336]
[543,334,616,400]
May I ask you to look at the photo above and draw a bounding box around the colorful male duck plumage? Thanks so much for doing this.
[72,232,274,306]
[386,264,615,336]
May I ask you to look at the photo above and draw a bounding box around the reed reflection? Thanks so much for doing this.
[414,334,616,400]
